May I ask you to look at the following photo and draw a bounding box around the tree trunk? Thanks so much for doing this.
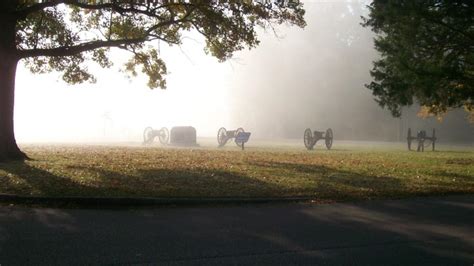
[0,10,27,162]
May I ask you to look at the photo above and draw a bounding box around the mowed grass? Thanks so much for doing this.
[0,143,473,201]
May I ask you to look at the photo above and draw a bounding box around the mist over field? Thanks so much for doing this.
[13,1,474,144]
[228,1,474,143]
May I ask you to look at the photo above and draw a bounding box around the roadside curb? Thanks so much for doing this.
[0,194,321,208]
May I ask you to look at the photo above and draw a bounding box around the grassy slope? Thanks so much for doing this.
[0,143,473,201]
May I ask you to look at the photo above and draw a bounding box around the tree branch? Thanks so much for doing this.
[15,0,196,20]
[419,10,474,42]
[18,37,146,58]
[17,9,194,59]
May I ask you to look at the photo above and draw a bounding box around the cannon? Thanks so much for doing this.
[304,128,333,150]
[407,128,436,152]
[217,127,247,148]
[143,127,169,145]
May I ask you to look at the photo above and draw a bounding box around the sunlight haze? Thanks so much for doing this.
[13,1,474,144]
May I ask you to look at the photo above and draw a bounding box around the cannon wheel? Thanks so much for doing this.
[143,127,155,144]
[217,127,227,147]
[407,128,412,151]
[325,128,333,150]
[432,128,436,151]
[304,128,314,150]
[235,127,245,148]
[158,127,169,145]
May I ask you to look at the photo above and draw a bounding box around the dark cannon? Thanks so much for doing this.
[407,128,436,152]
[217,127,250,148]
[304,128,333,150]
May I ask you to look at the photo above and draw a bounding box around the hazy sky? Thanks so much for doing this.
[13,0,474,143]
[15,26,234,142]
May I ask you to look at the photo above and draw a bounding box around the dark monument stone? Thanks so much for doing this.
[170,126,198,146]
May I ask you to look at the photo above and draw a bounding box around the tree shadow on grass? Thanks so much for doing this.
[444,158,474,165]
[432,170,474,181]
[1,159,449,200]
[0,161,111,197]
[65,161,412,200]
[0,161,284,198]
[66,165,284,198]
[248,160,407,200]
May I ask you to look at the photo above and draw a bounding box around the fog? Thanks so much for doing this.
[14,1,474,144]
[227,1,474,143]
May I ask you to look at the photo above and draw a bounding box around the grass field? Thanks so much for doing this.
[0,140,473,201]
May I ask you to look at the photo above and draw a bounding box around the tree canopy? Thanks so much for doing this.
[0,0,305,161]
[14,0,305,88]
[362,0,473,117]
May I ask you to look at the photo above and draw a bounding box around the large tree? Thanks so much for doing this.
[362,0,473,117]
[0,0,305,161]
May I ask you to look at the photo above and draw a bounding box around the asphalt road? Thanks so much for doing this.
[0,195,472,265]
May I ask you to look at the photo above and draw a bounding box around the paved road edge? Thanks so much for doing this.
[0,193,325,207]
